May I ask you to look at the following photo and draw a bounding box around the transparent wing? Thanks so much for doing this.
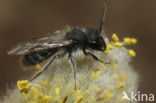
[8,31,72,55]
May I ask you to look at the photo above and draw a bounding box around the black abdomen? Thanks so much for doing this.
[22,49,58,66]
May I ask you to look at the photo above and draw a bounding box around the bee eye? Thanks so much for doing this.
[74,40,78,43]
[92,41,96,44]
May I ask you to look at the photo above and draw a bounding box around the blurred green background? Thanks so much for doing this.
[0,0,155,97]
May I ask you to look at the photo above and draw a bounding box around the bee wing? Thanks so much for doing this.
[8,32,72,55]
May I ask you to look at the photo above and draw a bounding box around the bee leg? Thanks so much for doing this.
[68,54,77,90]
[83,49,110,64]
[30,51,67,81]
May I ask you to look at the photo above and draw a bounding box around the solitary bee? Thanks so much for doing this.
[8,5,107,89]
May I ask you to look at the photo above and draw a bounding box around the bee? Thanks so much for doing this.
[8,5,107,90]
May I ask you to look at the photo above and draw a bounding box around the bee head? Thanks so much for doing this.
[87,28,106,51]
[87,5,107,51]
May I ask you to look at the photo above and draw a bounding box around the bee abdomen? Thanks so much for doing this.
[22,49,58,66]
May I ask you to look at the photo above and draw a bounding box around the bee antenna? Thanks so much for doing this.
[99,4,107,34]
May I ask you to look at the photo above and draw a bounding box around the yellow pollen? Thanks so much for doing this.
[119,75,127,81]
[107,44,114,50]
[112,33,119,42]
[30,87,40,97]
[38,94,53,103]
[98,63,104,69]
[97,91,113,100]
[17,80,31,94]
[70,90,82,99]
[60,96,68,103]
[128,49,136,57]
[95,87,100,93]
[91,71,101,79]
[55,87,60,96]
[74,96,83,103]
[104,49,109,54]
[124,37,137,45]
[114,42,123,47]
[131,38,137,44]
[35,64,41,70]
[113,74,118,79]
[40,81,48,87]
[116,82,126,90]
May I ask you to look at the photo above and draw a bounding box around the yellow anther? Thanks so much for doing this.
[30,87,40,97]
[70,90,81,98]
[128,49,136,57]
[95,87,100,92]
[96,71,101,77]
[119,75,127,81]
[55,87,60,96]
[104,44,114,54]
[74,96,83,103]
[113,74,118,79]
[107,44,114,50]
[116,82,126,90]
[40,81,48,87]
[104,49,109,54]
[124,37,137,45]
[17,80,31,93]
[35,64,41,70]
[123,37,131,44]
[131,38,137,44]
[91,71,101,79]
[60,96,68,103]
[112,33,119,42]
[112,64,119,72]
[98,63,104,69]
[38,94,53,103]
[38,93,43,100]
[88,96,96,102]
[114,42,123,47]
[98,91,113,100]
